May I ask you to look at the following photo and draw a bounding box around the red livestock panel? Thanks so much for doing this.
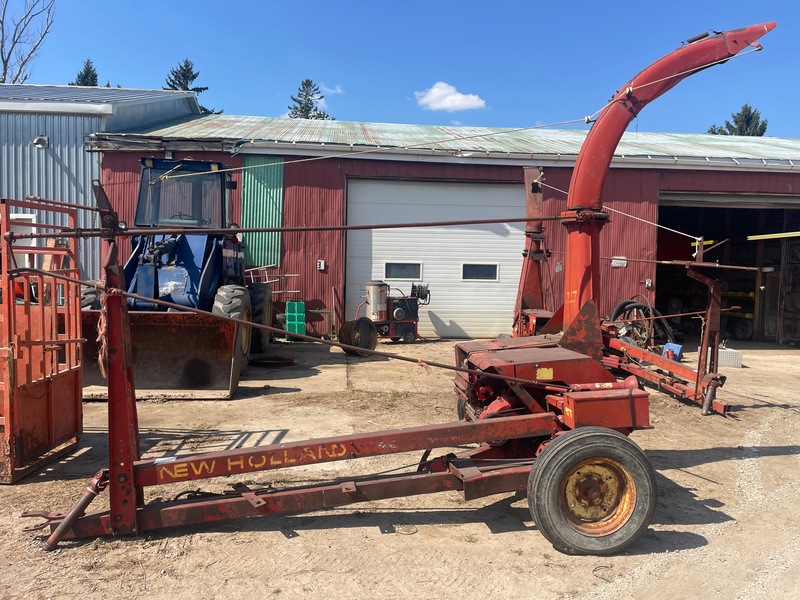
[1,198,83,483]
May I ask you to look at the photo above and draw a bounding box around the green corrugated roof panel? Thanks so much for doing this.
[117,114,800,162]
[241,155,283,267]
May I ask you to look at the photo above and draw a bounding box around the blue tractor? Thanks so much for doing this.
[82,158,271,397]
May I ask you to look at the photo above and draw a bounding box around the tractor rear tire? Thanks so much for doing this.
[213,285,252,377]
[527,427,656,555]
[247,282,272,353]
[81,283,101,309]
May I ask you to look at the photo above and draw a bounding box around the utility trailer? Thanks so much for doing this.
[20,22,775,555]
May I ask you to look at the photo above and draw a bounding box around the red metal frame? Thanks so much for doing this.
[1,198,83,483]
[602,267,728,415]
[513,167,552,336]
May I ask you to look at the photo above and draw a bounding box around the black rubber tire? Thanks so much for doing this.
[609,299,637,321]
[528,427,656,556]
[402,330,416,343]
[212,285,252,376]
[340,317,377,356]
[456,397,467,420]
[81,284,101,310]
[733,318,753,341]
[612,301,675,346]
[247,282,272,353]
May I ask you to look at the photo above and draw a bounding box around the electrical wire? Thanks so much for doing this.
[537,179,702,243]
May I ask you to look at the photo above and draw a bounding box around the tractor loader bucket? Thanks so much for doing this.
[81,310,243,399]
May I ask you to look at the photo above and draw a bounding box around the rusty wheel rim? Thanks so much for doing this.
[560,457,636,537]
[241,305,252,354]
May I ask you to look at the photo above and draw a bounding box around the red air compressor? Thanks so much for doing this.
[366,281,430,342]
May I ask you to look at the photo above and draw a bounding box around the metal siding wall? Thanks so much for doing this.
[0,112,102,279]
[241,155,283,267]
[279,158,344,334]
[342,159,523,182]
[661,170,800,195]
[100,153,141,270]
[542,168,660,317]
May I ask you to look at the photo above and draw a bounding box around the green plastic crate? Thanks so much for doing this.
[286,301,305,321]
[285,301,305,340]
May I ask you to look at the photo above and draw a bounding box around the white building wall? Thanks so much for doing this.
[345,178,526,339]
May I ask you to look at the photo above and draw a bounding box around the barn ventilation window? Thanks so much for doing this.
[385,262,422,280]
[462,263,498,281]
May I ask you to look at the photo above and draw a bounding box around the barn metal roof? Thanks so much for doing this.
[0,84,199,114]
[89,114,800,172]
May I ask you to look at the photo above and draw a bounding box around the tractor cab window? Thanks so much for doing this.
[135,161,226,229]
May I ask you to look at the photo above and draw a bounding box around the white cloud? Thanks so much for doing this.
[414,81,486,112]
[315,83,343,110]
[320,83,344,95]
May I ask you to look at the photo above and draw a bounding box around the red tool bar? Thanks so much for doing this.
[134,413,558,487]
[56,463,533,539]
[608,337,700,383]
[602,347,730,416]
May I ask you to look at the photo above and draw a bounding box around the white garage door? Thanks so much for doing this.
[346,179,526,338]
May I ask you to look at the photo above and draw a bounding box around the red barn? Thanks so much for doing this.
[89,117,800,343]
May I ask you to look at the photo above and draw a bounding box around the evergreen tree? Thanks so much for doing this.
[707,103,768,136]
[69,58,98,86]
[288,79,334,120]
[164,58,218,113]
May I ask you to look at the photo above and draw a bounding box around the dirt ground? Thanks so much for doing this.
[1,337,799,599]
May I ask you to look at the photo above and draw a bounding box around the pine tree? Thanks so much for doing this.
[69,58,98,86]
[164,58,218,113]
[707,104,768,136]
[288,79,334,120]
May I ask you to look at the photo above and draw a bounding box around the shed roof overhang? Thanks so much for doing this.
[86,133,800,174]
[0,94,200,116]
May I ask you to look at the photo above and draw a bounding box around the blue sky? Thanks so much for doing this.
[24,1,800,138]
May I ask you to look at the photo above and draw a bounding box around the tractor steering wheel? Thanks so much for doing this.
[170,212,194,220]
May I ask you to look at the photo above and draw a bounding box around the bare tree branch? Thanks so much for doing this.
[0,0,55,84]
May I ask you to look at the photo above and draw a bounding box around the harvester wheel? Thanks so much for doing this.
[247,282,273,353]
[213,285,252,376]
[527,427,656,555]
[456,397,467,420]
[340,317,377,356]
